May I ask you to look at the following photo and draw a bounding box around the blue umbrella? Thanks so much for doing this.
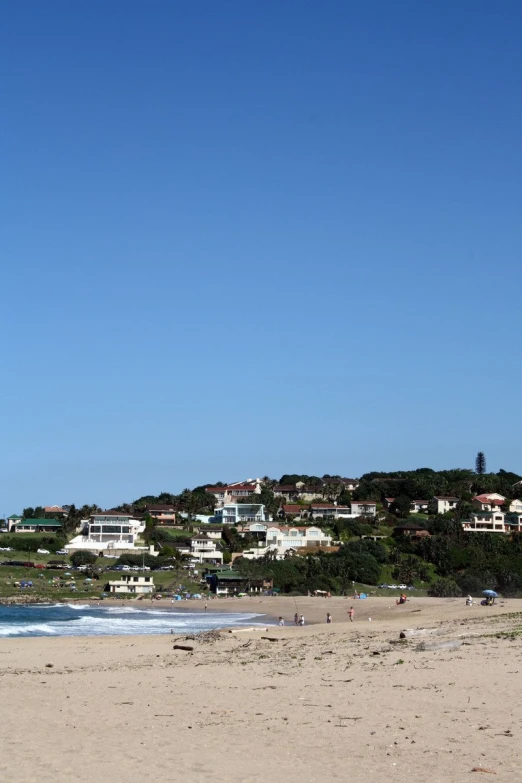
[482,590,498,597]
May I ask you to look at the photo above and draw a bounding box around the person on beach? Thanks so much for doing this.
[204,603,208,611]
[299,615,305,626]
[326,612,332,624]
[348,606,354,622]
[278,617,284,626]
[294,612,299,626]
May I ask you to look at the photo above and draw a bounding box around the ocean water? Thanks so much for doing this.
[0,603,268,638]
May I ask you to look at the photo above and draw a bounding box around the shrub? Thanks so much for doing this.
[427,578,462,597]
[70,551,98,567]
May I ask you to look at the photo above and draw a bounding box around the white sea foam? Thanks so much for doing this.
[0,607,265,637]
[0,623,58,636]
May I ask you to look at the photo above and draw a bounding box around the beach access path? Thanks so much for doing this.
[0,596,521,783]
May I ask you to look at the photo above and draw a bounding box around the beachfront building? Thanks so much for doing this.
[64,512,154,556]
[213,504,269,526]
[14,518,63,533]
[350,501,377,516]
[431,496,459,514]
[204,568,272,595]
[509,499,522,513]
[107,575,155,595]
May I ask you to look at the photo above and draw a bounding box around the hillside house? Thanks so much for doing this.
[146,505,178,524]
[394,523,431,540]
[213,504,268,526]
[472,494,505,512]
[351,501,377,516]
[265,525,333,556]
[432,497,459,514]
[410,500,429,513]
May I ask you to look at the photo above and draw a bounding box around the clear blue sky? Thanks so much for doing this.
[2,1,521,513]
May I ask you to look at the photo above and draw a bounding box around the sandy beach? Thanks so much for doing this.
[1,596,521,783]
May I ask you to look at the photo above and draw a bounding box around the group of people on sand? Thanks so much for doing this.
[277,607,355,627]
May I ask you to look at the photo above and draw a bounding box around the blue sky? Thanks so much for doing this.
[2,1,521,513]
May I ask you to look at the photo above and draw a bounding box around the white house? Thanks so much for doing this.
[107,575,155,594]
[461,511,522,534]
[410,500,429,513]
[509,499,522,513]
[264,525,333,556]
[65,512,153,556]
[351,501,377,516]
[432,497,459,514]
[213,504,269,526]
[308,504,351,519]
[189,535,223,564]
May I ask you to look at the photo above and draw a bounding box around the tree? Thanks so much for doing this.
[390,495,412,519]
[70,551,98,567]
[475,452,486,475]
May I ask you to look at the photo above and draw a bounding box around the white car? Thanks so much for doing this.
[0,547,13,552]
[56,549,67,555]
[37,549,50,554]
[398,584,407,589]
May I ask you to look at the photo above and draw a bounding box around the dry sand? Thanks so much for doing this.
[1,596,521,783]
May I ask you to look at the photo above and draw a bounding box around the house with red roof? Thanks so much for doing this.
[472,494,506,512]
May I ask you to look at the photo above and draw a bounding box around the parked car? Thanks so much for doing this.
[398,584,407,589]
[378,584,389,589]
[37,549,50,554]
[56,549,67,555]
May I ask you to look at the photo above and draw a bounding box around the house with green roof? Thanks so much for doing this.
[14,518,63,534]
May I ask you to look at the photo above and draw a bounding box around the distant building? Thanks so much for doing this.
[393,523,431,540]
[107,575,155,595]
[189,535,223,564]
[472,494,505,512]
[265,525,333,556]
[431,497,459,514]
[44,506,66,515]
[351,501,377,516]
[213,504,268,526]
[15,518,62,533]
[308,504,351,519]
[146,505,178,524]
[205,569,272,595]
[64,512,151,556]
[462,511,511,534]
[509,499,522,513]
[205,480,262,508]
[410,500,429,514]
[6,514,22,532]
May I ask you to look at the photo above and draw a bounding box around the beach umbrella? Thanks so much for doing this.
[482,590,498,597]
